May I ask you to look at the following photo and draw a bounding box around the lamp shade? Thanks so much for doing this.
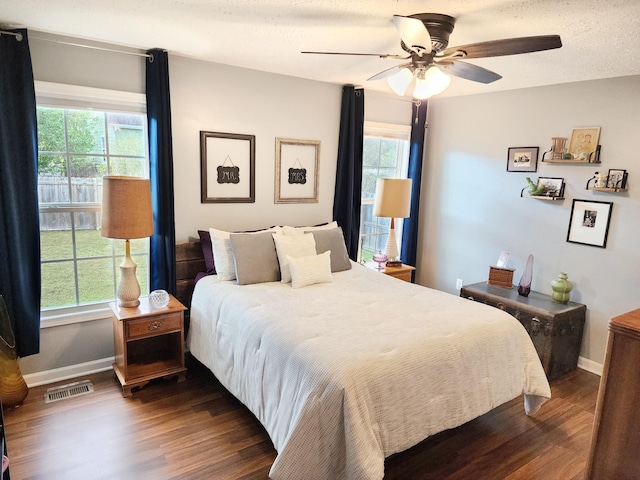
[373,178,412,218]
[101,176,154,239]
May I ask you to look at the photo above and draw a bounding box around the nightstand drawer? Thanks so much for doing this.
[126,313,182,340]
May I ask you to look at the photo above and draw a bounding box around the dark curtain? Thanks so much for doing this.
[0,29,41,357]
[333,86,364,260]
[401,100,428,270]
[146,49,176,294]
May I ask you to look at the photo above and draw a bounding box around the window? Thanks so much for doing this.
[359,122,410,262]
[36,83,148,314]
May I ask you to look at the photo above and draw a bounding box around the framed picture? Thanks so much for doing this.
[568,127,600,161]
[537,177,565,197]
[200,131,255,203]
[274,137,320,203]
[507,147,539,172]
[607,168,627,189]
[567,199,613,248]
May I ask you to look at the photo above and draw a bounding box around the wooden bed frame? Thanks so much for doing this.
[175,241,205,320]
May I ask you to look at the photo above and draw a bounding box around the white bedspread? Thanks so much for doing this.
[187,262,550,480]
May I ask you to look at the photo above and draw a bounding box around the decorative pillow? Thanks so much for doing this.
[306,227,352,273]
[282,221,338,236]
[197,230,215,274]
[272,233,317,283]
[229,232,280,285]
[287,251,333,289]
[209,226,282,281]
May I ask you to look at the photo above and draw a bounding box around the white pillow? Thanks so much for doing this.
[209,226,282,281]
[272,233,317,283]
[287,251,333,289]
[282,221,338,236]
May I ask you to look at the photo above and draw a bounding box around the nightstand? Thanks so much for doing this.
[365,262,415,282]
[109,294,187,397]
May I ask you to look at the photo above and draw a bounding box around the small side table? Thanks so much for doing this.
[109,294,187,397]
[365,262,415,283]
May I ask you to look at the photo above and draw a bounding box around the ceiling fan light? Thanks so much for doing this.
[387,67,413,96]
[423,66,451,95]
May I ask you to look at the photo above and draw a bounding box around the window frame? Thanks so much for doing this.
[359,121,411,263]
[35,82,148,327]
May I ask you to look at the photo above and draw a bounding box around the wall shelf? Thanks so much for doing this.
[521,194,565,201]
[586,172,629,193]
[542,144,601,164]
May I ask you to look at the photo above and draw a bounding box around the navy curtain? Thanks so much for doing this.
[333,86,364,260]
[401,100,428,270]
[146,49,176,294]
[0,29,41,357]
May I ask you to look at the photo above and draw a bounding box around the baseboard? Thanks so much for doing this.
[23,357,115,387]
[578,356,603,376]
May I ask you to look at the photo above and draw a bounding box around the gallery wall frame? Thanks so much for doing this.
[200,131,255,203]
[274,137,320,204]
[507,147,539,172]
[566,199,613,248]
[568,127,600,161]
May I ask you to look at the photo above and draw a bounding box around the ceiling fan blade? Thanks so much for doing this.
[301,51,407,59]
[439,61,502,84]
[442,35,562,59]
[367,62,412,81]
[393,15,432,51]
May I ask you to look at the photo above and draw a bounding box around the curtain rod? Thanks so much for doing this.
[31,36,154,60]
[0,29,23,41]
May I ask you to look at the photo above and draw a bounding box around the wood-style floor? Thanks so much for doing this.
[4,356,600,480]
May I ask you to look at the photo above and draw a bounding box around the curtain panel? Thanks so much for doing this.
[146,49,176,294]
[401,100,428,271]
[0,29,41,356]
[333,86,364,260]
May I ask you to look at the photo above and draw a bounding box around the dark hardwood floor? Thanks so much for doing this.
[4,356,600,479]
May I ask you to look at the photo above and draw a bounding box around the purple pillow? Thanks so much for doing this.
[197,230,216,274]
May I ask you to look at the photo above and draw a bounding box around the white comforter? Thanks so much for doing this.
[187,262,550,480]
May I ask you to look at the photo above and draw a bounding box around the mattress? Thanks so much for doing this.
[187,262,550,479]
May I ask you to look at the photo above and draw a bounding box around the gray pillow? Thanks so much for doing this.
[229,231,280,285]
[306,227,352,272]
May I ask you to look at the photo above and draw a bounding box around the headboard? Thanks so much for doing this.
[175,240,206,316]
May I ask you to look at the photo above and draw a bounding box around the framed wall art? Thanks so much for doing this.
[274,137,320,203]
[568,127,600,161]
[536,177,565,198]
[566,199,613,248]
[507,147,539,172]
[200,131,255,203]
[607,168,627,189]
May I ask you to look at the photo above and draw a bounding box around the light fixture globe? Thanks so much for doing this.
[387,67,414,96]
[413,66,451,99]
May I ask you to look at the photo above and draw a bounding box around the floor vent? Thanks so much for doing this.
[44,379,94,403]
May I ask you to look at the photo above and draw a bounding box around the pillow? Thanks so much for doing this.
[306,227,352,273]
[209,226,282,281]
[287,251,333,289]
[272,233,317,283]
[229,231,280,285]
[197,230,215,274]
[282,221,338,236]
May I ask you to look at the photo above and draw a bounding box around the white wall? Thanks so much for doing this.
[20,33,411,379]
[418,75,640,364]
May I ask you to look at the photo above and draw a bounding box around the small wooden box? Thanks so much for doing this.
[487,266,515,288]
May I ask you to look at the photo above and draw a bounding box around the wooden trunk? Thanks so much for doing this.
[460,282,586,381]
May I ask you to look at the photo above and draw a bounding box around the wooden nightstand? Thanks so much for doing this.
[109,294,187,397]
[365,262,415,282]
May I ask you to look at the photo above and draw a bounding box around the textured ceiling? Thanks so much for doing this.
[2,0,640,98]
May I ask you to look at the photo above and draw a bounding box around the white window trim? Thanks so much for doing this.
[36,81,148,327]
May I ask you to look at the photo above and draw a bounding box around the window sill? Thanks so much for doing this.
[41,303,112,329]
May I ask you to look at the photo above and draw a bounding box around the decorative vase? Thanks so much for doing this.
[551,272,573,304]
[372,250,388,270]
[517,254,534,297]
[0,297,29,407]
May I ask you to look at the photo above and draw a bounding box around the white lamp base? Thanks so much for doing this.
[117,240,141,308]
[384,218,401,266]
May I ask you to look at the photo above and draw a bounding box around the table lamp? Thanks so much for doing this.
[101,176,154,307]
[373,178,412,267]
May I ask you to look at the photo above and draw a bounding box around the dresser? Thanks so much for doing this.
[586,309,640,479]
[460,282,586,380]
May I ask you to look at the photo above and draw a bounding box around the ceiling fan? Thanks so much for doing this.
[302,13,562,99]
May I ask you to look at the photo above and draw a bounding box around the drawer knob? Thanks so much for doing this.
[496,302,506,311]
[467,295,475,301]
[531,317,540,336]
[147,320,163,331]
[544,323,554,336]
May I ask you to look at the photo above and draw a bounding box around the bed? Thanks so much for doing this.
[184,226,551,480]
